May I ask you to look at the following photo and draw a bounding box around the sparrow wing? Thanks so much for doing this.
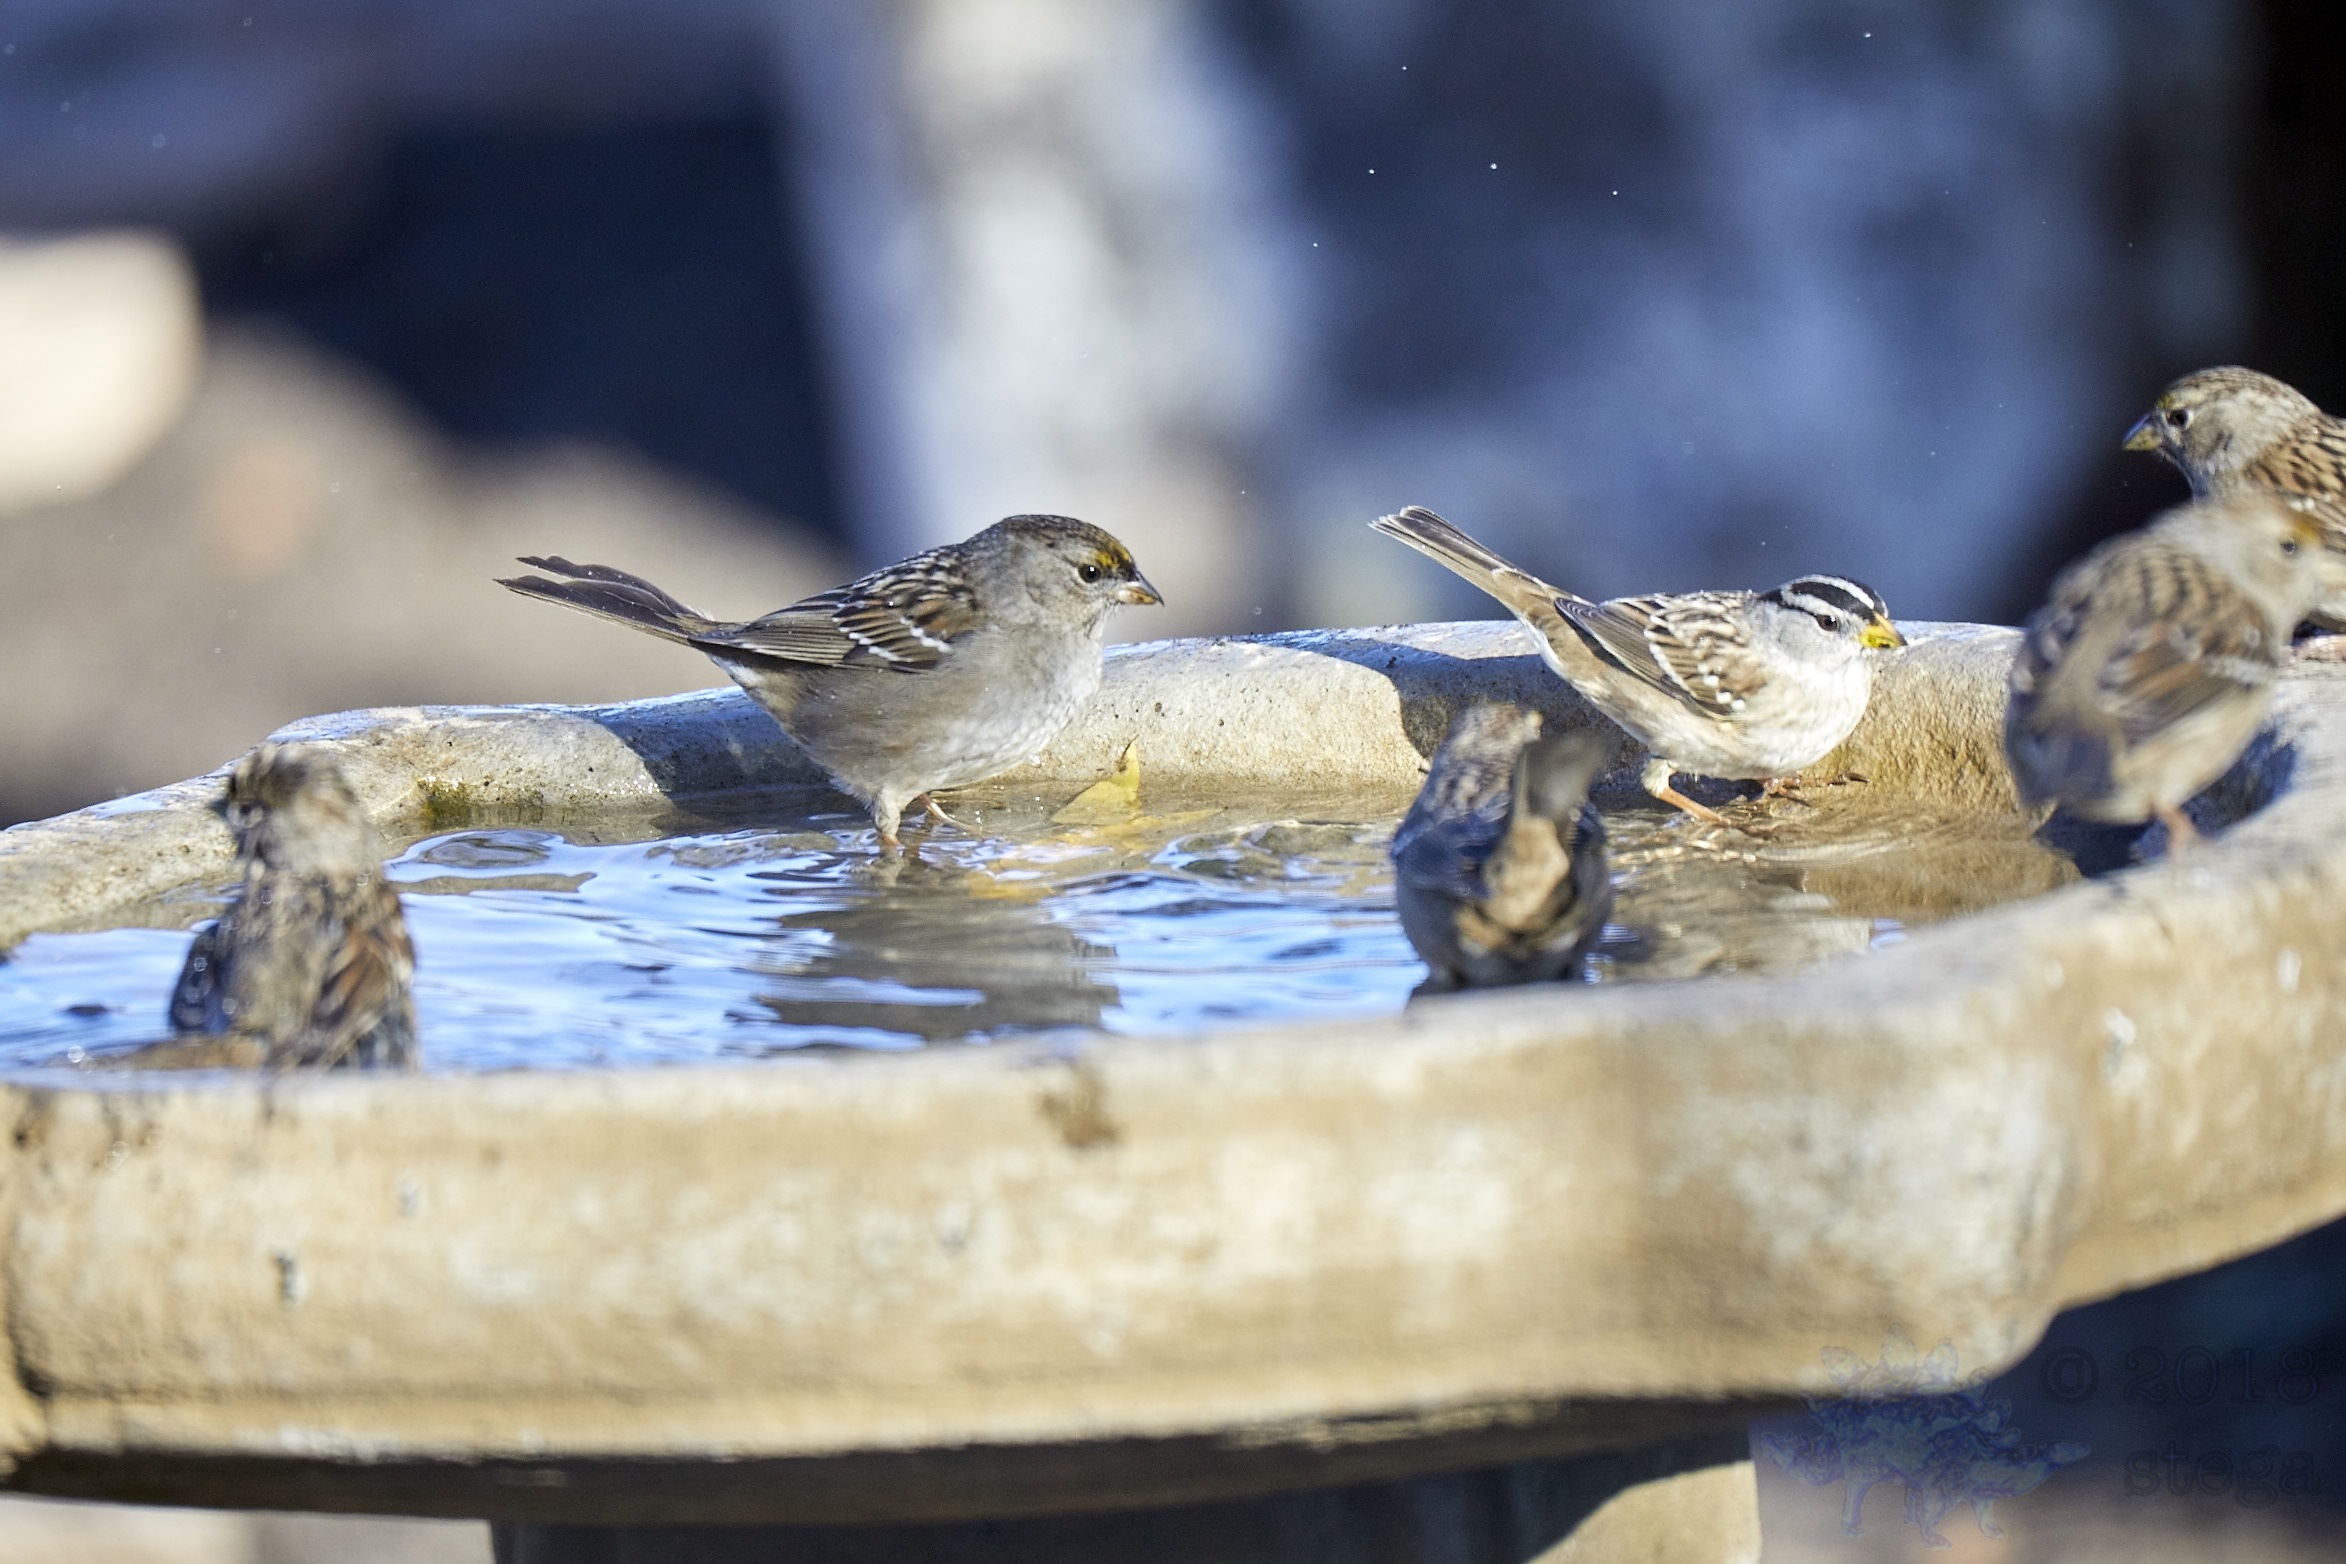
[1559,592,1769,718]
[1391,704,1532,902]
[2242,413,2346,526]
[2095,606,2281,745]
[2020,541,2281,746]
[1393,807,1506,904]
[167,913,232,1033]
[715,548,984,671]
[295,878,417,1069]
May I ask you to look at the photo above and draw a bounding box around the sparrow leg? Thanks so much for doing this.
[870,798,907,853]
[1640,757,1732,827]
[2154,802,2199,853]
[920,794,963,830]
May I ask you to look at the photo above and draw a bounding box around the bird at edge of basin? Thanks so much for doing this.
[2124,365,2346,630]
[1392,703,1614,993]
[1369,505,1905,827]
[2004,495,2323,853]
[161,741,418,1070]
[498,515,1163,850]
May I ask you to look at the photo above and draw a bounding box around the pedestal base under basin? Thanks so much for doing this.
[490,1436,1758,1564]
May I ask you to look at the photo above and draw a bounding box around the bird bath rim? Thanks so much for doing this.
[0,620,2339,1525]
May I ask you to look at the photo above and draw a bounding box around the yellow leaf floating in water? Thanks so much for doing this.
[947,744,1218,893]
[1052,739,1142,825]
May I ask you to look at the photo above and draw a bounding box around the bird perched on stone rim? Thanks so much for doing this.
[1392,704,1614,992]
[2124,365,2346,628]
[499,515,1162,849]
[2004,495,2321,850]
[167,742,417,1070]
[1369,505,1904,826]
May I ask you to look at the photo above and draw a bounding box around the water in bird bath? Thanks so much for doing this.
[0,783,2078,1072]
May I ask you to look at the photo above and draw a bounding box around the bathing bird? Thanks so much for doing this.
[168,742,417,1069]
[1370,506,1903,825]
[2124,366,2346,628]
[1393,704,1613,991]
[499,517,1161,849]
[2004,496,2322,850]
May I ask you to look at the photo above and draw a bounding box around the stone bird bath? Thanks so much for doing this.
[0,620,2341,1562]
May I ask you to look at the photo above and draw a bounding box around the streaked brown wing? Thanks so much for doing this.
[2035,538,2282,746]
[2096,611,2279,745]
[1559,591,1766,717]
[718,548,983,671]
[710,605,860,666]
[2244,414,2346,526]
[306,880,416,1067]
[2008,587,2081,703]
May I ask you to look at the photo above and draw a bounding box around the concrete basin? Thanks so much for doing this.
[0,621,2339,1559]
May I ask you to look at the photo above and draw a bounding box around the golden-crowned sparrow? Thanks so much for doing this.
[499,516,1162,847]
[1371,506,1904,825]
[2125,366,2346,626]
[2005,496,2322,848]
[1393,704,1613,991]
[168,742,417,1069]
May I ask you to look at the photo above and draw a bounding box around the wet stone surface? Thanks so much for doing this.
[0,782,2078,1073]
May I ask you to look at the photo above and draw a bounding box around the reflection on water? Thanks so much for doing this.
[0,788,2077,1073]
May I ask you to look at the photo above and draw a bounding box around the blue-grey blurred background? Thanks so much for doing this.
[0,0,2339,826]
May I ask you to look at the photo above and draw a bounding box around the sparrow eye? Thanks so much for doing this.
[2282,538,2300,556]
[2165,407,2192,431]
[1077,562,1103,584]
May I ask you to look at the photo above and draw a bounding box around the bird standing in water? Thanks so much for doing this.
[1371,506,1903,826]
[1393,704,1613,991]
[500,516,1162,848]
[2004,497,2322,850]
[169,742,417,1069]
[2124,366,2346,628]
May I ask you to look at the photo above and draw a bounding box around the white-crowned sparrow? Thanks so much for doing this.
[2005,496,2322,848]
[1370,506,1905,825]
[500,515,1162,847]
[168,742,417,1069]
[1392,704,1613,992]
[2125,365,2346,626]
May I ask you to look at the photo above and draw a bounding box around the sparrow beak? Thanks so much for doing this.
[1115,573,1164,607]
[1859,614,1906,651]
[2123,412,2165,452]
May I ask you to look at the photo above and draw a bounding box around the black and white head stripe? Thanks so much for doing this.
[1762,574,1890,633]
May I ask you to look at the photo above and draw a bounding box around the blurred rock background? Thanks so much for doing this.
[4,2,2346,1552]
